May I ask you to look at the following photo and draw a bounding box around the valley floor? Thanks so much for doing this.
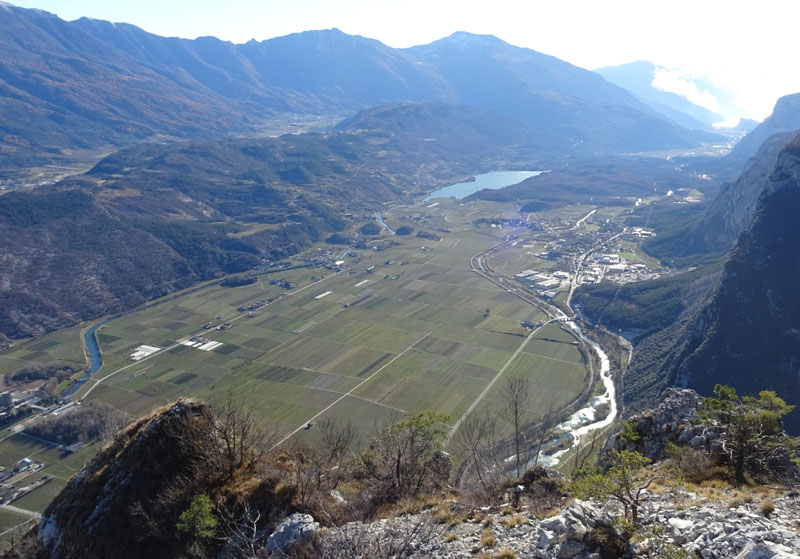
[0,196,653,523]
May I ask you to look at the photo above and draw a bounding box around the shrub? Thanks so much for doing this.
[666,443,722,484]
[760,500,775,517]
[359,222,382,236]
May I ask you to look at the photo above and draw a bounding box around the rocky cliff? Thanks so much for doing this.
[684,130,795,256]
[727,94,800,169]
[624,132,800,431]
[675,133,800,431]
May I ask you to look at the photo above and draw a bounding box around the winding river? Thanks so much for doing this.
[536,322,616,467]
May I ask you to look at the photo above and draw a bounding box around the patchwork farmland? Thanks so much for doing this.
[0,200,594,512]
[58,205,587,440]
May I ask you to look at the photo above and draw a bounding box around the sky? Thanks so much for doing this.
[10,0,800,121]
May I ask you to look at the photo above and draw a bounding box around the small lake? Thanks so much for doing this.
[423,170,545,201]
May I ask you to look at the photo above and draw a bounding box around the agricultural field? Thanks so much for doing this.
[0,433,98,519]
[0,198,596,511]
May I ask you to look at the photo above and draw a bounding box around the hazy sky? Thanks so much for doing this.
[10,0,800,121]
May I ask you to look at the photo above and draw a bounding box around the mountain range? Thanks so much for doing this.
[0,3,722,176]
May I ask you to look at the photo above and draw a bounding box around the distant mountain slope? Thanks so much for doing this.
[405,33,722,154]
[727,93,800,167]
[637,95,800,263]
[335,101,567,157]
[595,60,723,130]
[684,131,795,254]
[465,155,715,210]
[0,3,264,171]
[0,102,541,342]
[0,4,719,173]
[624,133,800,431]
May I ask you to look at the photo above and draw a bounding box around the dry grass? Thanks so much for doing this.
[431,500,468,526]
[481,528,498,548]
[760,500,775,517]
[500,514,529,528]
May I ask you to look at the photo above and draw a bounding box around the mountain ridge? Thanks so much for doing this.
[0,3,720,175]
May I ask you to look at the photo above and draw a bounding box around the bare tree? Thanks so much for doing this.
[361,412,450,502]
[318,417,358,489]
[531,404,558,468]
[217,502,268,559]
[453,411,501,493]
[276,418,358,510]
[501,377,531,477]
[209,394,275,479]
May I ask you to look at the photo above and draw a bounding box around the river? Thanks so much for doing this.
[423,170,545,201]
[539,322,616,465]
[61,319,114,398]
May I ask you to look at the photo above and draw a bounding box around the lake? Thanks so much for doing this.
[423,170,545,201]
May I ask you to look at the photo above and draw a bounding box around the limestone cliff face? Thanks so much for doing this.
[728,93,800,166]
[687,130,794,255]
[678,134,800,431]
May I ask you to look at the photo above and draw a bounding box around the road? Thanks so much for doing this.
[449,320,552,437]
[565,229,627,309]
[270,326,439,450]
[457,222,629,448]
[470,237,565,321]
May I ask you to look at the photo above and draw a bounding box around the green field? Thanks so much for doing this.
[0,199,596,512]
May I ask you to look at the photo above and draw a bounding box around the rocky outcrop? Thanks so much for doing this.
[315,491,800,558]
[609,388,722,460]
[37,399,249,559]
[266,513,319,557]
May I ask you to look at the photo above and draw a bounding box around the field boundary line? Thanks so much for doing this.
[79,271,344,401]
[0,518,36,537]
[270,326,438,450]
[0,505,40,520]
[448,321,551,438]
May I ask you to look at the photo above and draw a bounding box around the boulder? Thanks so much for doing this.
[557,538,586,559]
[736,542,798,559]
[266,513,319,556]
